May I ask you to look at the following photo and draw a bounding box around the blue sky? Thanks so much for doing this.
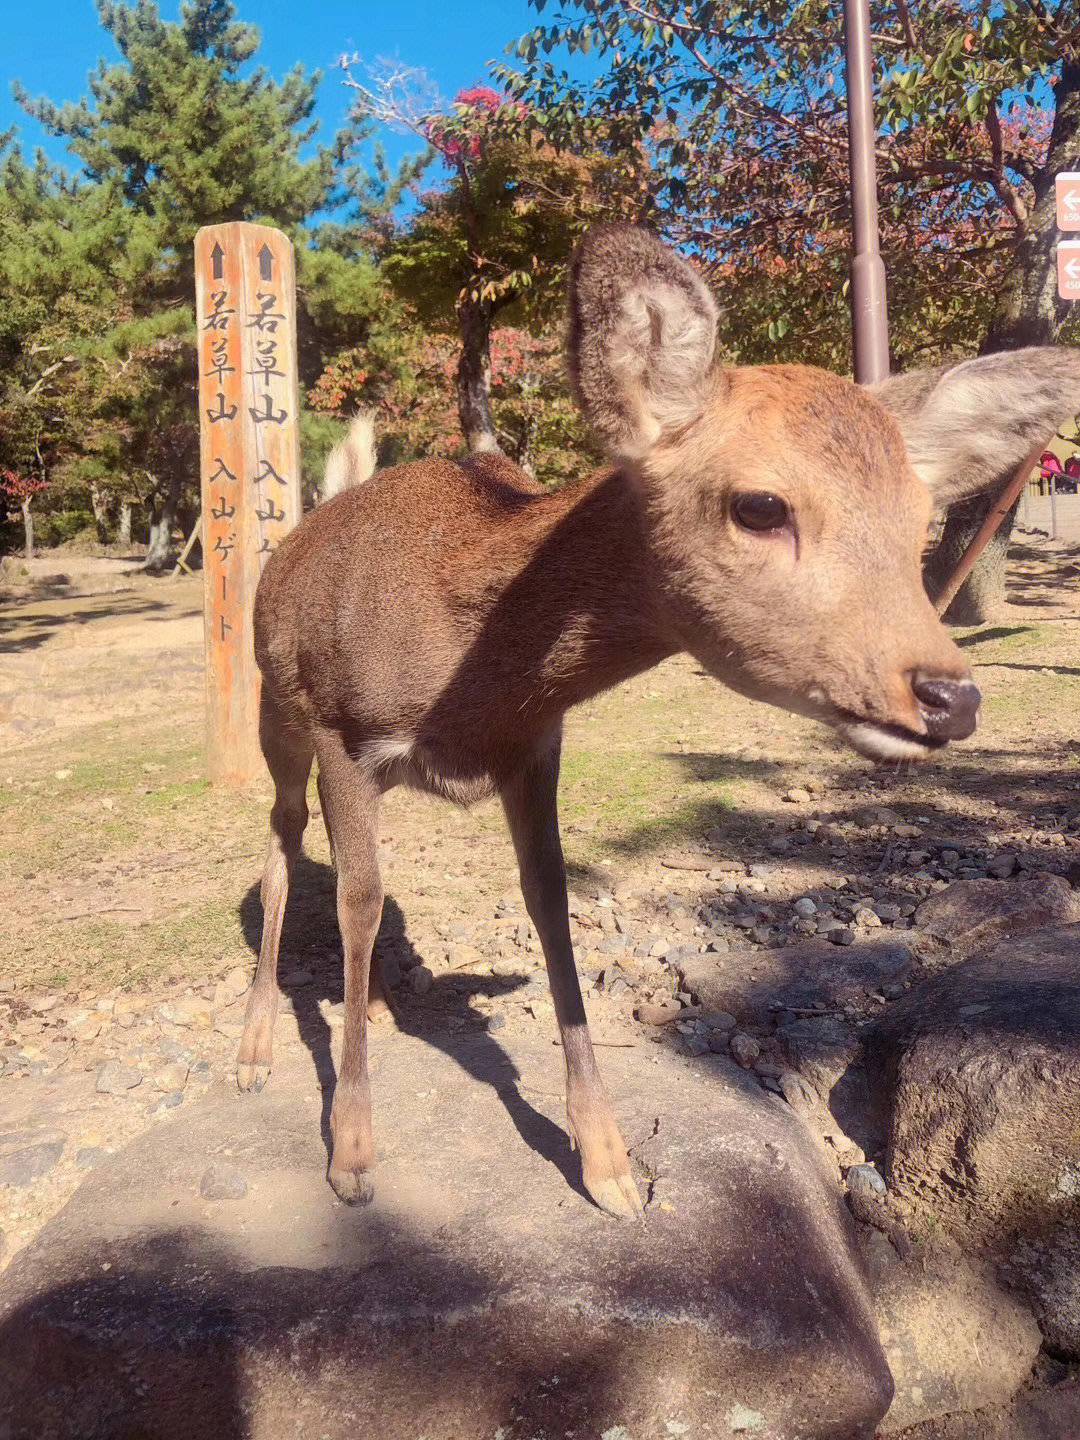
[2,0,547,175]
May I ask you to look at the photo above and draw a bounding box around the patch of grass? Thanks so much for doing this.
[141,778,212,810]
[559,746,735,857]
[22,894,250,992]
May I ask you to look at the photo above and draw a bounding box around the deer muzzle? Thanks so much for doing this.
[910,673,981,742]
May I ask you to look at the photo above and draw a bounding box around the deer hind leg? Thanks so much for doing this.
[237,698,313,1093]
[317,763,395,1026]
[501,742,643,1220]
[315,728,383,1204]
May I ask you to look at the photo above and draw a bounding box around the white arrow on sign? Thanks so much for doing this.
[1066,257,1080,281]
[1065,189,1080,214]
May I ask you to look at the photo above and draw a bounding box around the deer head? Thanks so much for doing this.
[568,225,980,762]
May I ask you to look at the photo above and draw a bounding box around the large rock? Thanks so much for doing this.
[855,1229,1041,1434]
[897,1376,1080,1439]
[870,924,1080,1353]
[913,873,1080,960]
[0,1029,892,1440]
[678,936,914,1026]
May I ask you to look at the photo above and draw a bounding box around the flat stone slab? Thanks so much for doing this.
[0,1028,891,1439]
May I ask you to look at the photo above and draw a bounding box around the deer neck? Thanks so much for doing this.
[459,466,678,727]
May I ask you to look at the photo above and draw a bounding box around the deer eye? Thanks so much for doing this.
[731,491,790,533]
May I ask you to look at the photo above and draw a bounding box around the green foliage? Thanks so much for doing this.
[14,0,334,300]
[1,0,391,547]
[497,0,1078,366]
[6,0,1077,558]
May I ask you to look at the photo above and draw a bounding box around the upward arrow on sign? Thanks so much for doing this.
[211,242,224,280]
[258,244,274,282]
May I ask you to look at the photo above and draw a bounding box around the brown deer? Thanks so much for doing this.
[238,225,984,1219]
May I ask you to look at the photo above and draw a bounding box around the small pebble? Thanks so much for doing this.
[96,1061,142,1094]
[830,927,856,947]
[152,1061,189,1093]
[200,1163,248,1200]
[635,1001,682,1026]
[0,1135,66,1187]
[730,1032,760,1068]
[792,897,817,918]
[486,1012,507,1032]
[223,966,250,998]
[409,965,434,996]
[701,1010,737,1032]
[847,1163,887,1198]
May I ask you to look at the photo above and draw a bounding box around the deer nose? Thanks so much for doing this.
[910,673,981,741]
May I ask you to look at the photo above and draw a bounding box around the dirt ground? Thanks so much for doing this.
[1,526,1079,1268]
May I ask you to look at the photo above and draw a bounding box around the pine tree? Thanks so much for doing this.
[9,0,349,564]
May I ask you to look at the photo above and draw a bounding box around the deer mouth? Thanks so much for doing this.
[837,717,947,763]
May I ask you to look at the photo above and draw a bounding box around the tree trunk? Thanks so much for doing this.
[119,500,132,548]
[21,497,34,562]
[90,483,110,545]
[924,492,1019,625]
[984,60,1080,351]
[456,297,502,454]
[144,472,180,571]
[931,59,1080,618]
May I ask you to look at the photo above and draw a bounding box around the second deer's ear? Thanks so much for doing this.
[874,347,1080,508]
[568,225,718,461]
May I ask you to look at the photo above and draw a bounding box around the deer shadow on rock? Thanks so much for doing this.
[238,858,585,1203]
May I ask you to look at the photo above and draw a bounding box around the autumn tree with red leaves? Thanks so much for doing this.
[1,469,49,561]
[498,0,1080,616]
[339,68,650,454]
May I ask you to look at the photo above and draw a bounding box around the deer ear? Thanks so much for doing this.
[874,348,1080,509]
[568,225,718,461]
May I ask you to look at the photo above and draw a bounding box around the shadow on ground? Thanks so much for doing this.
[0,593,200,655]
[238,863,585,1203]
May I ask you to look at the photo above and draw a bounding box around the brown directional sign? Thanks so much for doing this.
[1058,240,1080,302]
[194,223,301,784]
[1056,173,1080,232]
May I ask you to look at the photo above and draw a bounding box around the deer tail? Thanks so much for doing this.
[322,411,378,501]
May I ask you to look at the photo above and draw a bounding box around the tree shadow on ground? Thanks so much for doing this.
[0,594,199,655]
[600,742,1080,873]
[238,860,586,1203]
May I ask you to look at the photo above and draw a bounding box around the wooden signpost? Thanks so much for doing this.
[194,222,301,784]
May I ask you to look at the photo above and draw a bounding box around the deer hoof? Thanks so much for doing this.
[236,1062,270,1093]
[584,1170,645,1222]
[328,1166,374,1206]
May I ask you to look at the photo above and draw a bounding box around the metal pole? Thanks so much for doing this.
[843,0,890,384]
[1050,469,1059,540]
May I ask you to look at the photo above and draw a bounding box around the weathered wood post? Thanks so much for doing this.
[194,222,302,784]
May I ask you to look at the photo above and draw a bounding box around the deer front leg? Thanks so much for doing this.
[501,744,643,1220]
